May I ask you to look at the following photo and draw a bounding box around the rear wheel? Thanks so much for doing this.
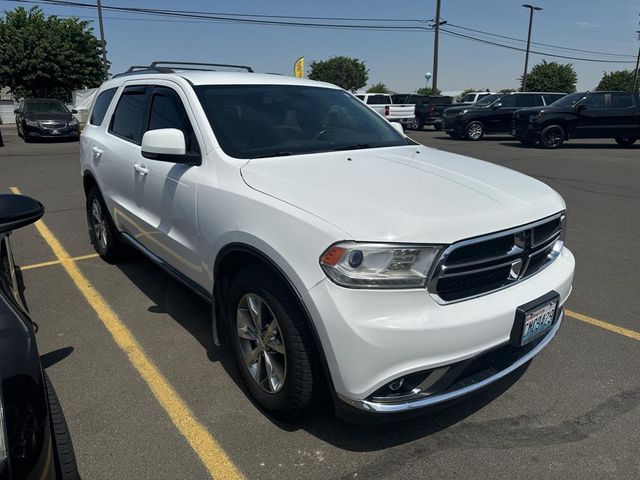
[540,125,565,149]
[433,123,442,131]
[228,265,321,419]
[415,118,425,131]
[86,186,123,262]
[465,121,484,141]
[615,136,637,147]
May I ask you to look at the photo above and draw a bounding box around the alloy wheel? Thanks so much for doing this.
[467,123,483,140]
[236,293,287,394]
[542,127,563,148]
[91,199,108,250]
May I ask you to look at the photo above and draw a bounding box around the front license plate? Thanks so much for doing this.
[511,292,559,346]
[51,129,60,135]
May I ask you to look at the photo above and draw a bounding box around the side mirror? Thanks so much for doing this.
[576,104,587,113]
[71,109,78,114]
[13,109,19,114]
[0,195,44,234]
[141,128,200,165]
[390,122,404,134]
[492,103,503,109]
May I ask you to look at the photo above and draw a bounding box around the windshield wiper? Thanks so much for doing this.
[334,143,373,151]
[250,151,295,159]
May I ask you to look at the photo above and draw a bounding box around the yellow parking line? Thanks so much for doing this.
[20,253,99,271]
[10,187,243,480]
[565,309,640,342]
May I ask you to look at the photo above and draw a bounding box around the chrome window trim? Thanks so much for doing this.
[428,212,565,305]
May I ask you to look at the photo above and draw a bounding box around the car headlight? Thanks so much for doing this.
[458,109,468,116]
[320,242,442,289]
[25,119,38,127]
[69,117,79,125]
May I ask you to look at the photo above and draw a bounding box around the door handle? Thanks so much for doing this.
[133,163,149,176]
[92,146,103,158]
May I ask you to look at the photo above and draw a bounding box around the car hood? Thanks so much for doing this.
[240,145,565,243]
[23,112,72,122]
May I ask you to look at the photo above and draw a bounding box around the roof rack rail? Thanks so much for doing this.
[112,61,254,79]
[149,61,254,72]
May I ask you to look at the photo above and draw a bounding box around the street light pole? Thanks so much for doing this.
[634,27,640,93]
[521,4,542,92]
[96,0,109,79]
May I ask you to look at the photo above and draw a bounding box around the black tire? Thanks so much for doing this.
[228,265,321,419]
[86,186,123,263]
[17,125,22,138]
[540,125,565,149]
[615,136,637,147]
[433,123,442,131]
[416,118,425,131]
[44,373,80,480]
[465,121,484,141]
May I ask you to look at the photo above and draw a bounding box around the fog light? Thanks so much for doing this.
[388,378,404,391]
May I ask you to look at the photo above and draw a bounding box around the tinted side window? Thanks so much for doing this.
[584,93,605,109]
[367,95,391,105]
[610,93,635,109]
[109,86,149,143]
[355,95,365,101]
[90,88,117,126]
[543,94,564,105]
[147,87,199,154]
[499,95,516,107]
[516,94,542,107]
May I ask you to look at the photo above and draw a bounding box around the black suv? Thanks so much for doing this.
[512,91,640,148]
[14,99,80,142]
[442,92,565,141]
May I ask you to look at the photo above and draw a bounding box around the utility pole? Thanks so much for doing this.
[97,0,109,79]
[521,4,542,92]
[634,26,640,92]
[432,0,442,95]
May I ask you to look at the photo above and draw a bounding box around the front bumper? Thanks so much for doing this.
[511,122,540,142]
[304,246,574,414]
[442,116,465,133]
[24,124,79,138]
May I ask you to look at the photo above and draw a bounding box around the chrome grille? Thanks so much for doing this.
[40,120,67,129]
[428,213,565,303]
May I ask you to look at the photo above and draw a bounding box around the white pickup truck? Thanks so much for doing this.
[355,93,415,126]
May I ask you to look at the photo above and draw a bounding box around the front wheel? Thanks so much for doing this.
[228,265,321,419]
[86,186,123,263]
[540,125,565,149]
[615,136,637,147]
[465,121,484,141]
[433,123,442,131]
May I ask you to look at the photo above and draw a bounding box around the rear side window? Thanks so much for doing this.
[610,93,635,109]
[584,93,605,109]
[366,95,391,105]
[355,95,365,101]
[109,86,149,144]
[516,94,543,107]
[147,87,199,154]
[90,88,117,126]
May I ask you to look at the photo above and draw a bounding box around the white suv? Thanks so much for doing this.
[80,62,575,421]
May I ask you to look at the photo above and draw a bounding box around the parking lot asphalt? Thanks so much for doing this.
[0,125,639,479]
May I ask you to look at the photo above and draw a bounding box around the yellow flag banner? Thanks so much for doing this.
[294,57,304,78]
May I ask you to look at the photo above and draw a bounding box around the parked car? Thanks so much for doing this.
[443,92,566,140]
[458,91,497,105]
[512,91,640,148]
[81,61,574,421]
[412,95,454,130]
[14,99,80,142]
[0,194,79,479]
[354,93,415,126]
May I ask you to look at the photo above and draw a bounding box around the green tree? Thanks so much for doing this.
[498,88,517,94]
[521,60,577,93]
[596,69,635,91]
[416,86,441,96]
[0,7,105,101]
[308,56,368,92]
[366,82,389,93]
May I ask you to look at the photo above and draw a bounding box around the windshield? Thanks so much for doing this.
[25,100,69,114]
[548,92,586,107]
[474,94,501,106]
[195,85,409,159]
[461,93,476,102]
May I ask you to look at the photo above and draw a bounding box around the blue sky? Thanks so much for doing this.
[2,0,639,92]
